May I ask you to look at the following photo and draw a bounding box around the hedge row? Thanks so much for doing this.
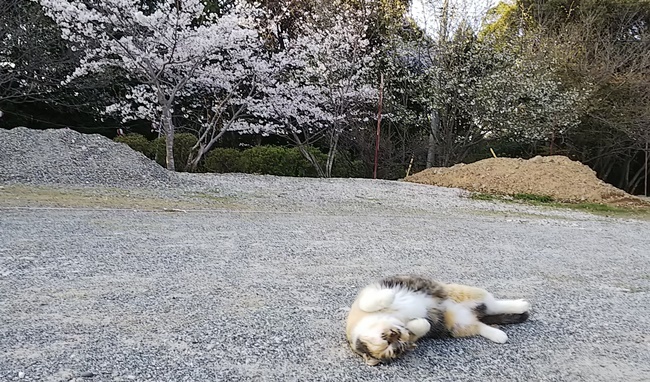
[114,133,364,177]
[114,132,198,172]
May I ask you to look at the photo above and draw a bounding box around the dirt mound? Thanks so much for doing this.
[405,155,647,206]
[0,127,180,188]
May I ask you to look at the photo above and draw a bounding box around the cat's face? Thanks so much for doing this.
[351,317,416,366]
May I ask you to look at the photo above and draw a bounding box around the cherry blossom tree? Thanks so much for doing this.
[179,31,268,172]
[248,4,378,177]
[37,0,263,171]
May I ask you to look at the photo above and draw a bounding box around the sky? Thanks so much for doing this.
[409,0,504,36]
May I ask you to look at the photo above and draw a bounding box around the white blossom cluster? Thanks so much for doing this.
[245,7,378,138]
[37,0,262,128]
[36,0,378,172]
[388,31,588,146]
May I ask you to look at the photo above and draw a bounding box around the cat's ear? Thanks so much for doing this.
[363,354,381,366]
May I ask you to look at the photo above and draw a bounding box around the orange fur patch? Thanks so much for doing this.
[445,283,487,303]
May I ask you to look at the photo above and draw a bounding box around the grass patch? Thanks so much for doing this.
[512,193,554,203]
[184,191,234,203]
[0,185,240,210]
[569,203,627,214]
[470,191,650,219]
[471,193,497,201]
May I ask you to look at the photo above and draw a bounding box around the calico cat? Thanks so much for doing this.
[346,275,530,365]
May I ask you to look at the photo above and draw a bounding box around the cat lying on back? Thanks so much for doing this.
[346,275,530,365]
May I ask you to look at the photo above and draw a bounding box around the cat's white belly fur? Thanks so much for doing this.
[388,288,438,321]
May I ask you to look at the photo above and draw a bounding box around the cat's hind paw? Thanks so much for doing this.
[479,324,508,344]
[509,300,530,314]
[490,299,530,315]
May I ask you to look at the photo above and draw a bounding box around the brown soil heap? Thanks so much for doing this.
[404,155,647,206]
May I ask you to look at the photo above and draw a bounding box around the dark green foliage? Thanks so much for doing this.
[238,146,322,177]
[203,148,243,173]
[330,153,366,178]
[114,133,153,158]
[204,146,319,176]
[464,140,548,164]
[151,133,198,172]
[471,193,497,201]
[110,136,365,178]
[203,145,365,178]
[470,192,649,218]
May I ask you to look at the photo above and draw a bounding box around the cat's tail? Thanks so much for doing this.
[478,311,530,325]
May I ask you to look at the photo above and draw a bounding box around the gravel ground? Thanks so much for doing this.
[2,174,650,382]
[1,128,649,381]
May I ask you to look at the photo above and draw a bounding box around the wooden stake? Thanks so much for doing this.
[405,155,415,177]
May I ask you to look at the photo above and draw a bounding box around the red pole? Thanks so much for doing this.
[643,137,648,196]
[373,73,384,179]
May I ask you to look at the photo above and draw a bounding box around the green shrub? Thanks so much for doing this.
[203,145,326,177]
[330,151,366,178]
[203,148,243,173]
[202,145,365,178]
[239,146,299,176]
[151,133,198,172]
[114,133,153,158]
[288,147,328,177]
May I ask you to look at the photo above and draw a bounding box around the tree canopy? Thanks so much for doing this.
[0,0,647,194]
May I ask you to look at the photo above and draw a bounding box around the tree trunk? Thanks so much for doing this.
[325,132,340,178]
[426,110,439,168]
[426,133,435,168]
[186,123,232,172]
[621,155,632,191]
[186,142,207,173]
[290,129,325,177]
[373,73,384,179]
[162,106,175,171]
[297,143,325,177]
[628,163,645,195]
[598,157,616,181]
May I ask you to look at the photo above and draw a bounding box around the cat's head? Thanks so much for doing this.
[350,316,416,366]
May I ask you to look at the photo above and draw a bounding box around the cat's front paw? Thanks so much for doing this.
[406,318,431,338]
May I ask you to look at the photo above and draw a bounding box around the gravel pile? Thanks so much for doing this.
[0,127,180,188]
